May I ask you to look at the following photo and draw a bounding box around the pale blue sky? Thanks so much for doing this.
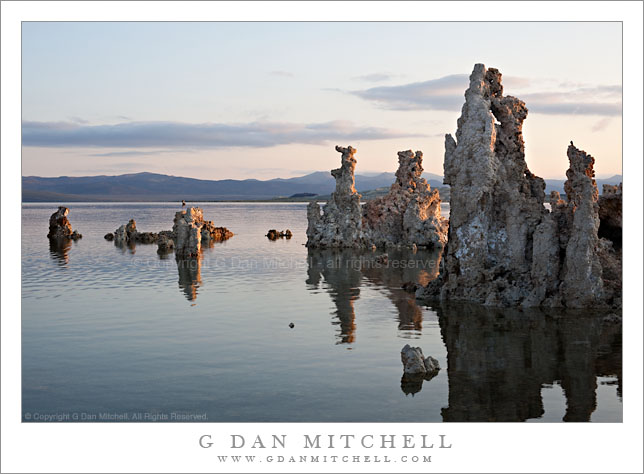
[22,22,622,179]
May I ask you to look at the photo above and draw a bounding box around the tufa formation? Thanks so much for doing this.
[363,150,448,249]
[47,206,82,240]
[417,64,621,309]
[306,146,448,250]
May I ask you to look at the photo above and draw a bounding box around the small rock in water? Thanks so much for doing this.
[401,344,440,376]
[288,322,295,329]
[267,229,293,240]
[47,206,82,240]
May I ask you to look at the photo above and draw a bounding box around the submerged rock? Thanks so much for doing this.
[417,64,621,309]
[47,207,82,240]
[306,146,364,248]
[363,150,448,249]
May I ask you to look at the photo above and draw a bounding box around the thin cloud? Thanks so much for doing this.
[353,73,395,83]
[591,117,612,132]
[269,70,294,77]
[350,74,468,111]
[22,120,422,148]
[350,73,621,116]
[89,149,191,157]
[68,116,89,124]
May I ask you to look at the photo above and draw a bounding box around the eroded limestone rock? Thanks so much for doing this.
[306,146,364,248]
[429,64,550,306]
[202,220,234,244]
[157,233,175,253]
[401,344,440,376]
[112,219,159,246]
[363,150,448,249]
[306,146,447,249]
[173,207,204,257]
[556,145,604,307]
[47,207,82,240]
[417,64,620,309]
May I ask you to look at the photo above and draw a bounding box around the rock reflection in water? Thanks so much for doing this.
[48,238,72,265]
[306,248,441,344]
[434,303,622,422]
[401,371,440,397]
[306,250,361,343]
[176,255,202,302]
[361,248,441,332]
[113,237,137,254]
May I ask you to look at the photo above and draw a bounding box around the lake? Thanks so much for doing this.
[21,202,622,422]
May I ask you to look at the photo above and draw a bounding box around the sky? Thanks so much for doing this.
[21,22,622,180]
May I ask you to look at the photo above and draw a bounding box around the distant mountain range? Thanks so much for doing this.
[21,171,621,202]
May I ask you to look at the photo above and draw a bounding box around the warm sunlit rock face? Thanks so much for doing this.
[306,146,448,249]
[171,207,234,256]
[417,64,621,309]
[306,146,365,248]
[47,206,82,240]
[173,207,205,257]
[363,150,448,249]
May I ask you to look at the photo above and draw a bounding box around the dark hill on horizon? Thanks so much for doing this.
[21,171,621,202]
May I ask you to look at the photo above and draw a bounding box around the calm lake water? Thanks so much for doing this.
[22,202,622,422]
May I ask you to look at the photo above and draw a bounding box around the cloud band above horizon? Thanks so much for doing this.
[349,74,621,116]
[22,120,422,149]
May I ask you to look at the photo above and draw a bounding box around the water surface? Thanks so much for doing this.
[22,202,622,422]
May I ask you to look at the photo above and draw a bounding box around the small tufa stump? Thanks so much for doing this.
[266,229,293,240]
[111,219,160,246]
[47,207,82,240]
[401,344,440,376]
[400,344,440,396]
[400,344,441,396]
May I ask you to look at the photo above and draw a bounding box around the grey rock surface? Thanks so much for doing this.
[306,146,447,249]
[363,150,447,249]
[417,64,621,309]
[306,146,365,248]
[401,344,441,376]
